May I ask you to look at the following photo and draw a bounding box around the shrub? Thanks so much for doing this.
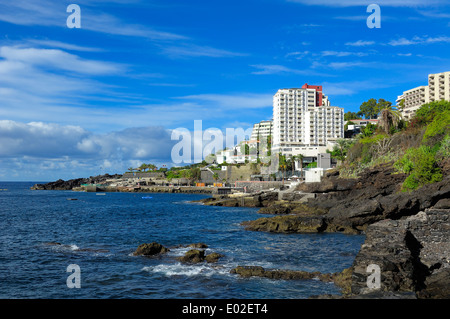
[422,110,450,144]
[414,100,450,126]
[436,135,450,160]
[395,146,443,191]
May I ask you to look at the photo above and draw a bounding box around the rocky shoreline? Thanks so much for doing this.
[31,162,450,299]
[30,175,214,194]
[30,174,123,191]
[199,162,450,299]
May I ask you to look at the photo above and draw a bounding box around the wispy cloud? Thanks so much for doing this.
[158,43,246,59]
[285,51,310,59]
[416,10,450,19]
[389,35,450,46]
[287,0,447,7]
[327,61,374,69]
[83,12,188,41]
[0,120,177,180]
[311,60,375,69]
[0,0,187,41]
[24,39,102,52]
[0,46,123,75]
[321,50,368,57]
[250,64,311,75]
[174,93,273,109]
[345,40,376,46]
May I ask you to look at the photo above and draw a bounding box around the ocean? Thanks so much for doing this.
[0,182,365,299]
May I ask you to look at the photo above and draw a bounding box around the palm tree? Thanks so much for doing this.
[212,173,219,184]
[295,154,304,180]
[379,106,401,134]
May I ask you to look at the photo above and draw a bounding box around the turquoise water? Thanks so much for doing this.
[0,182,364,299]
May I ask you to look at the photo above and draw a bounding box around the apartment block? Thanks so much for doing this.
[428,71,450,102]
[272,84,344,158]
[399,71,450,120]
[250,120,273,141]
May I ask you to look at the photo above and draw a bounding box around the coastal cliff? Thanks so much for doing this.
[237,160,450,298]
[30,174,122,190]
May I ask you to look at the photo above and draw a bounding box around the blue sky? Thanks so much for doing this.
[0,0,449,181]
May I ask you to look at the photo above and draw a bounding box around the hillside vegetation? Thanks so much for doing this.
[338,100,450,191]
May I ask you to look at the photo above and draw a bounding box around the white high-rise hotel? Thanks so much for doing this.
[272,83,344,158]
[397,71,450,120]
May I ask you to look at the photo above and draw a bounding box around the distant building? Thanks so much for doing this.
[344,119,379,138]
[271,84,344,160]
[250,120,273,141]
[398,71,450,120]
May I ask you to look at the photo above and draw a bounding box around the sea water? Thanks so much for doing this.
[0,182,365,299]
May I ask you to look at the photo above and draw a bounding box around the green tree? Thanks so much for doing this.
[357,98,392,119]
[357,98,378,119]
[344,111,361,121]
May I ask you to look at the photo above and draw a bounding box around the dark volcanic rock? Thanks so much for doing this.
[177,249,205,263]
[133,242,169,256]
[199,191,279,208]
[244,165,450,234]
[257,204,292,215]
[31,174,122,190]
[205,252,224,263]
[230,266,330,281]
[177,249,224,264]
[351,209,449,298]
[242,215,328,233]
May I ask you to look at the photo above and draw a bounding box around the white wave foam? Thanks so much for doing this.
[142,262,229,277]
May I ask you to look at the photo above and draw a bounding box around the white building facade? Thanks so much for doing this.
[271,84,344,158]
[250,120,273,141]
[399,71,450,120]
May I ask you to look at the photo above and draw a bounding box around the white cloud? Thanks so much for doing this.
[250,64,310,75]
[0,0,187,41]
[417,10,450,19]
[389,35,450,46]
[174,93,273,109]
[0,46,123,75]
[327,61,373,69]
[158,43,246,59]
[345,40,376,46]
[0,45,132,130]
[83,12,187,41]
[312,60,375,69]
[25,39,102,52]
[321,50,368,57]
[288,0,446,7]
[285,51,310,59]
[0,120,174,160]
